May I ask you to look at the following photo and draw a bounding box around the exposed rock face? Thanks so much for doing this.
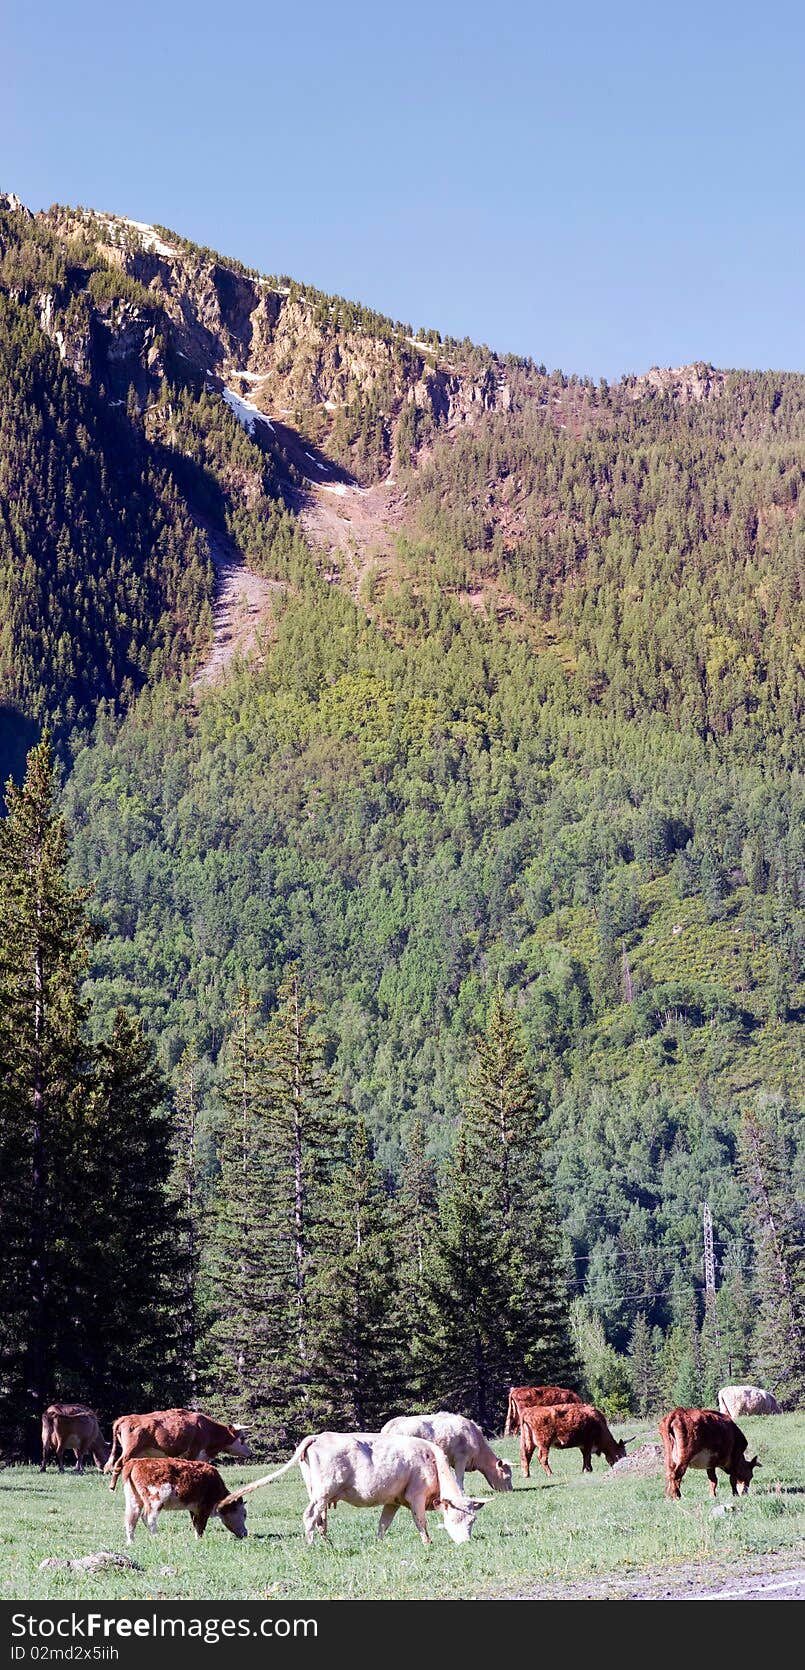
[629,362,724,404]
[0,192,32,217]
[34,207,511,480]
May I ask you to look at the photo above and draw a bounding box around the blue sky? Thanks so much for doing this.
[4,0,804,379]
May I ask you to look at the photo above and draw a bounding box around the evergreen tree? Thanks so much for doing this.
[716,1241,755,1385]
[461,990,580,1391]
[0,737,95,1453]
[738,1096,805,1406]
[628,1311,660,1416]
[260,967,342,1436]
[422,1131,520,1431]
[202,987,275,1431]
[88,1010,182,1411]
[170,1042,203,1404]
[394,1118,439,1405]
[312,1118,404,1429]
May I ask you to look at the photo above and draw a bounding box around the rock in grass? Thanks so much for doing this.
[609,1443,665,1478]
[39,1552,142,1573]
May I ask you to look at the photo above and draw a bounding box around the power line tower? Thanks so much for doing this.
[702,1201,721,1358]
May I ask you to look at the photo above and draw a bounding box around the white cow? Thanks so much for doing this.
[380,1411,513,1493]
[227,1431,486,1545]
[717,1385,780,1419]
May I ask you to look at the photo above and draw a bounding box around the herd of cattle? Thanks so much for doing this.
[37,1382,779,1549]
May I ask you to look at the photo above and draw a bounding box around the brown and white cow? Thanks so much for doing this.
[40,1404,110,1475]
[504,1386,582,1437]
[717,1385,780,1420]
[519,1402,628,1477]
[229,1432,486,1546]
[380,1412,512,1493]
[122,1458,248,1542]
[659,1407,760,1500]
[105,1408,252,1490]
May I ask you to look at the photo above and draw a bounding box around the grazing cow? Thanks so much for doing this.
[40,1404,110,1475]
[504,1386,582,1437]
[717,1385,780,1420]
[105,1408,252,1490]
[520,1402,628,1477]
[659,1408,760,1500]
[229,1432,486,1546]
[380,1412,512,1493]
[122,1458,248,1542]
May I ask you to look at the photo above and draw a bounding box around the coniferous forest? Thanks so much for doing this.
[0,198,802,1456]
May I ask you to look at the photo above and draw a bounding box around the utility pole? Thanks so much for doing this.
[702,1201,721,1358]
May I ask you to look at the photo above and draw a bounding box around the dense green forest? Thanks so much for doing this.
[0,200,802,1430]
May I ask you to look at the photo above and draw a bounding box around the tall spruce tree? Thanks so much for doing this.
[0,737,95,1452]
[311,1117,404,1429]
[461,990,580,1392]
[87,1010,183,1411]
[260,968,342,1437]
[422,1130,520,1430]
[202,987,275,1431]
[738,1096,805,1406]
[394,1118,439,1406]
[170,1042,203,1404]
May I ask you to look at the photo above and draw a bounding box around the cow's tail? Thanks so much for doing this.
[664,1412,684,1468]
[503,1391,517,1437]
[40,1411,54,1465]
[105,1419,124,1488]
[717,1390,729,1416]
[218,1436,316,1508]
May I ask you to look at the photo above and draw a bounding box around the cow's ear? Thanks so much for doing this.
[750,1456,760,1466]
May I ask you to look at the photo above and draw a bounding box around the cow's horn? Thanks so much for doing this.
[622,1435,637,1445]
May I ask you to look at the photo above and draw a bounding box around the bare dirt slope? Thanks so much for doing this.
[270,418,408,596]
[193,529,282,689]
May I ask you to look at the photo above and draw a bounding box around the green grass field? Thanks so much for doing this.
[2,1417,803,1601]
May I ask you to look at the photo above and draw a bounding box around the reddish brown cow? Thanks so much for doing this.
[40,1404,110,1475]
[659,1408,760,1500]
[122,1458,248,1542]
[520,1402,627,1477]
[105,1408,252,1490]
[504,1386,582,1437]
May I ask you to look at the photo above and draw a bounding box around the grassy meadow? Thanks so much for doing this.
[1,1416,803,1601]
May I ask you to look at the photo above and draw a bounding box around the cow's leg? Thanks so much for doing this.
[408,1497,431,1547]
[453,1459,466,1492]
[377,1503,399,1539]
[581,1448,593,1473]
[144,1498,161,1535]
[538,1445,553,1477]
[75,1447,86,1476]
[303,1497,327,1544]
[190,1510,211,1539]
[666,1467,684,1500]
[123,1482,142,1545]
[707,1469,719,1498]
[519,1433,531,1478]
[56,1441,65,1475]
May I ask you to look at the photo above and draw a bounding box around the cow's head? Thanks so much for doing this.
[92,1436,111,1469]
[735,1454,761,1495]
[225,1426,253,1461]
[217,1494,248,1538]
[439,1497,485,1544]
[494,1458,513,1492]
